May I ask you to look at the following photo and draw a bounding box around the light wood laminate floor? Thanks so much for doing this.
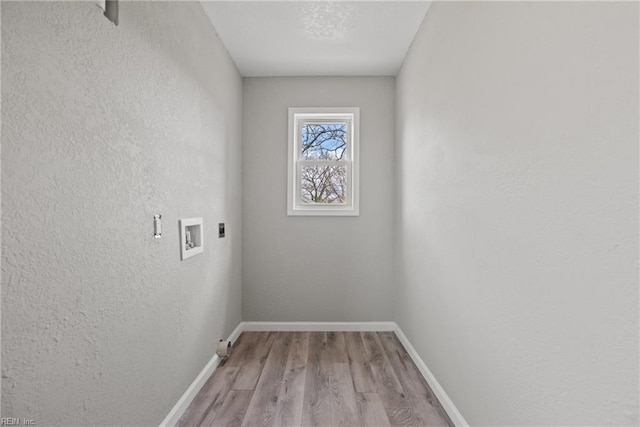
[177,331,453,427]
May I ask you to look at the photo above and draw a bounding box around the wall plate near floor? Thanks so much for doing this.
[180,218,203,260]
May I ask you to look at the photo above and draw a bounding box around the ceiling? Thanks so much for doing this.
[201,1,432,77]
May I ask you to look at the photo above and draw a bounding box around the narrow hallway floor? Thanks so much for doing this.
[177,331,453,427]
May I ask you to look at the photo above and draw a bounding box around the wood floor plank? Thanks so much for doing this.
[357,392,391,427]
[386,401,450,427]
[232,332,277,390]
[345,331,377,393]
[176,366,239,427]
[241,332,293,427]
[328,362,362,426]
[272,332,310,427]
[377,332,433,400]
[361,332,407,407]
[206,390,253,427]
[301,332,333,427]
[378,332,453,426]
[304,332,360,426]
[222,332,257,368]
[326,331,348,363]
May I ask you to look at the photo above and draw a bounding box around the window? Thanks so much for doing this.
[288,107,359,216]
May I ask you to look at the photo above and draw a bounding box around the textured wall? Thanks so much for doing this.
[395,2,639,425]
[1,2,242,425]
[242,77,395,321]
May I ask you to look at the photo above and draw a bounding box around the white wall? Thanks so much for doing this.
[1,2,242,425]
[242,77,395,321]
[395,2,639,425]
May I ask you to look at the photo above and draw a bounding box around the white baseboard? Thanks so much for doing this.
[160,321,467,427]
[159,322,244,427]
[242,321,396,332]
[393,325,469,427]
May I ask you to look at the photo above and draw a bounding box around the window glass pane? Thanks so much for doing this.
[300,123,347,160]
[300,165,347,204]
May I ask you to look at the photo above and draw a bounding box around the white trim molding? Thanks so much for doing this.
[242,321,395,332]
[159,321,467,427]
[159,323,244,427]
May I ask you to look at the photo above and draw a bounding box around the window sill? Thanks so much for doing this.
[288,206,360,217]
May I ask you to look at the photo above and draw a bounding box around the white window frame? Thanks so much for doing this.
[288,107,360,216]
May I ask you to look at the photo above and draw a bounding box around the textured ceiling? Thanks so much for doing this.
[201,1,432,77]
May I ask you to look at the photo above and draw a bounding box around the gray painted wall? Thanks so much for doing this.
[1,2,243,425]
[395,2,639,425]
[242,77,395,321]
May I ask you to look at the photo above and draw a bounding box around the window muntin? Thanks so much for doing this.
[288,108,359,216]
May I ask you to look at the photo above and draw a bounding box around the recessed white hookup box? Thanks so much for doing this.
[180,218,203,260]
